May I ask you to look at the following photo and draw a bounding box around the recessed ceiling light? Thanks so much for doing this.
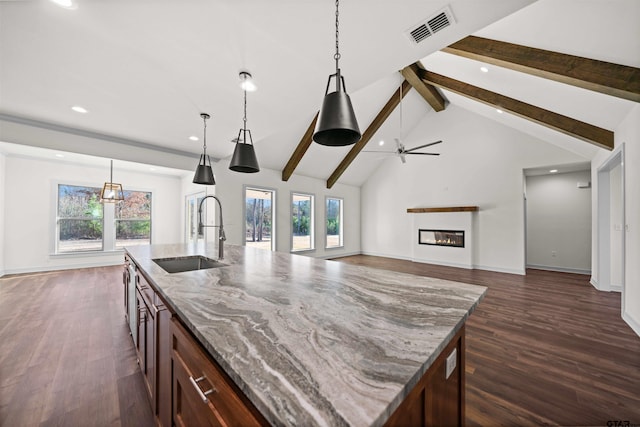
[480,66,489,73]
[149,167,157,172]
[496,109,503,114]
[71,105,88,114]
[549,169,558,173]
[189,136,199,141]
[50,0,77,9]
[55,154,65,158]
[379,140,385,146]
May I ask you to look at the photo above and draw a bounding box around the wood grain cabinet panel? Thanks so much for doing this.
[385,326,465,427]
[170,318,268,427]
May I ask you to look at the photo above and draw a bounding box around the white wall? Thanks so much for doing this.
[206,164,361,259]
[0,152,5,276]
[361,105,588,275]
[2,155,183,275]
[592,104,640,336]
[525,170,591,274]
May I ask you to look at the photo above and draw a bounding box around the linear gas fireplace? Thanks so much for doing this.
[418,229,465,248]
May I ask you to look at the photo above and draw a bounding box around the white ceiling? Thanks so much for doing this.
[0,0,638,186]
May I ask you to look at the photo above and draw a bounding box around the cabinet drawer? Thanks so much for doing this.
[170,318,265,427]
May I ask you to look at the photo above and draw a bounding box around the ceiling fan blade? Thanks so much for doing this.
[405,152,440,156]
[404,140,442,153]
[394,138,404,152]
[361,150,398,154]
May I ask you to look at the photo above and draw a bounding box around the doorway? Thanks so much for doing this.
[596,144,625,300]
[244,186,275,251]
[185,192,205,244]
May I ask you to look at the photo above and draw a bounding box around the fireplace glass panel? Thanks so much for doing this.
[419,229,464,248]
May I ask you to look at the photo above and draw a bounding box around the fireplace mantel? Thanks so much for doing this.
[407,206,479,213]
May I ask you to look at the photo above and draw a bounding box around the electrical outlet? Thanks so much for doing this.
[446,348,457,379]
[551,251,557,257]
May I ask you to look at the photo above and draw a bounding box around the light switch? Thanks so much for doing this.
[446,348,457,379]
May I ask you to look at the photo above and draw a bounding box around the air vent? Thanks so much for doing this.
[405,6,456,44]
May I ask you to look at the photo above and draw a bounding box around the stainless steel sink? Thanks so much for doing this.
[152,256,228,273]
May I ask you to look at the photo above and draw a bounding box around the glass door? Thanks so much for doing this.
[244,187,275,251]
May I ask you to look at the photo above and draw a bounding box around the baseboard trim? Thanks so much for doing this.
[623,311,640,338]
[610,283,623,292]
[526,264,591,275]
[2,259,122,277]
[320,251,362,260]
[474,264,525,276]
[360,250,413,261]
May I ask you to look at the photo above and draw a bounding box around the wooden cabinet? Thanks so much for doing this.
[385,326,466,427]
[124,256,172,427]
[170,318,267,427]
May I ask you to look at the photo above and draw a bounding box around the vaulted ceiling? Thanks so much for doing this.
[1,0,638,186]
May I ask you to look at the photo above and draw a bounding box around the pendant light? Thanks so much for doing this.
[313,0,361,147]
[101,160,124,203]
[193,113,215,185]
[229,71,260,173]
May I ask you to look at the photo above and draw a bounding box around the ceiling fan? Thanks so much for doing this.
[364,138,441,163]
[362,82,442,163]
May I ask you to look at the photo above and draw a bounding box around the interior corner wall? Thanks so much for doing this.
[525,170,592,274]
[360,105,588,275]
[205,165,361,259]
[3,155,183,275]
[592,104,640,336]
[0,152,6,277]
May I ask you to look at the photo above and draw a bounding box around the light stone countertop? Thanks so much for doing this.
[125,242,486,427]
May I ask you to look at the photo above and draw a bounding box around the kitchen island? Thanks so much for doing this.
[124,242,486,427]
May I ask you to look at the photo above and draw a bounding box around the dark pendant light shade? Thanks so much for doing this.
[312,0,360,147]
[229,133,259,173]
[229,72,260,173]
[193,154,215,185]
[314,73,361,146]
[193,113,215,185]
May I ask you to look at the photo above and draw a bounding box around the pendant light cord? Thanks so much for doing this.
[334,0,340,69]
[243,88,248,143]
[202,114,208,156]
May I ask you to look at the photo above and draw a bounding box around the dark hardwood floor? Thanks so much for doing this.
[0,267,154,427]
[1,257,639,426]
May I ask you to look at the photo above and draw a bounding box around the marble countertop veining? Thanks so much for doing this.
[125,243,486,427]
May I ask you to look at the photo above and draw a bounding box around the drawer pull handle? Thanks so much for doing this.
[189,375,216,402]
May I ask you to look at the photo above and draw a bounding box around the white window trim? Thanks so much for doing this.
[243,185,277,251]
[290,191,315,253]
[51,180,153,256]
[325,196,344,249]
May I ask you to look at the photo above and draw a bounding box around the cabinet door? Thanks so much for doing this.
[171,319,266,427]
[123,257,130,319]
[155,297,172,427]
[385,326,465,427]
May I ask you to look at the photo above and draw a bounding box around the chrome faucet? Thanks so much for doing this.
[198,195,226,259]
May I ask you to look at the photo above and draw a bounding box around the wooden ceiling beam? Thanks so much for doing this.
[326,79,412,189]
[442,35,640,103]
[417,67,614,150]
[281,112,318,181]
[401,63,446,111]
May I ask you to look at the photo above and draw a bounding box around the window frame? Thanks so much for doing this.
[243,185,277,251]
[115,189,153,249]
[53,180,153,255]
[290,191,315,253]
[325,196,344,249]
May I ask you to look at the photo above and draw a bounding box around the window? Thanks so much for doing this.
[116,190,151,248]
[57,184,104,253]
[291,192,314,252]
[56,183,152,253]
[325,197,343,248]
[245,187,275,251]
